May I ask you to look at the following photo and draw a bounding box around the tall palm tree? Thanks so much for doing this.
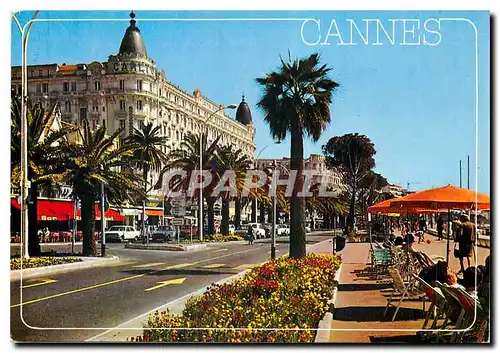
[156,132,220,237]
[60,120,143,256]
[215,145,252,236]
[11,97,77,256]
[256,53,338,258]
[125,122,168,235]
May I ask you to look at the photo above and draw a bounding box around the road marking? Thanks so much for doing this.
[267,250,280,254]
[234,264,255,270]
[161,262,194,270]
[11,273,145,308]
[132,262,165,268]
[144,277,186,292]
[202,263,225,268]
[213,248,228,252]
[13,246,265,308]
[22,279,57,289]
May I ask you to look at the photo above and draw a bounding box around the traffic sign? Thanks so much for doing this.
[214,220,221,227]
[172,218,184,226]
[170,198,185,207]
[171,207,186,216]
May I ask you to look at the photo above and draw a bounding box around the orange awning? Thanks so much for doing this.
[390,184,490,211]
[145,209,163,216]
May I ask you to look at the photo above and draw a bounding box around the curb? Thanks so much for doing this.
[86,267,253,342]
[314,263,343,343]
[10,256,119,282]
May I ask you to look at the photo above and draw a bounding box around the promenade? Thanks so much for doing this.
[313,231,490,343]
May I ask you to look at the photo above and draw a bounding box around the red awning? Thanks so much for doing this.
[145,209,163,216]
[11,198,125,222]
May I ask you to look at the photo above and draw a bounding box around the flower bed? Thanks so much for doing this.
[10,257,83,270]
[131,253,341,343]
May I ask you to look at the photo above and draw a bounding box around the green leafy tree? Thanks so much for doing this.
[256,53,338,258]
[61,120,143,256]
[11,97,77,256]
[323,133,376,230]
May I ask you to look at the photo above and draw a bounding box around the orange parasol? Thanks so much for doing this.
[389,184,490,264]
[389,184,490,211]
[368,196,438,215]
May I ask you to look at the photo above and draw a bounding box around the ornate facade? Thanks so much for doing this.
[11,12,256,189]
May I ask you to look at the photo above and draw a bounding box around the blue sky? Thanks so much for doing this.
[11,10,490,194]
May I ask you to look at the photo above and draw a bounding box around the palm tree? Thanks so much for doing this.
[256,53,338,258]
[156,132,220,237]
[125,122,168,236]
[215,145,252,235]
[11,97,77,256]
[60,120,143,256]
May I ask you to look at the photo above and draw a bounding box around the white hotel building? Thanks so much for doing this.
[11,12,256,179]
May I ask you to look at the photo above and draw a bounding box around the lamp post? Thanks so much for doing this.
[198,104,237,241]
[271,159,277,260]
[12,11,40,259]
[101,180,106,257]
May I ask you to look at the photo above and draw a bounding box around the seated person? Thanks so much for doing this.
[477,256,490,308]
[418,260,449,285]
[404,233,416,252]
[394,236,404,247]
[458,266,483,298]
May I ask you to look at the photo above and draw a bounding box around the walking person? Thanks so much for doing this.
[456,214,475,273]
[437,216,444,241]
[247,225,255,245]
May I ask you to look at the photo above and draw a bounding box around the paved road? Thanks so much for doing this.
[10,234,333,342]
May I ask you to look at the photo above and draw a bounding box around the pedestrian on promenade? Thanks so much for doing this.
[437,216,444,240]
[457,214,475,273]
[247,225,254,245]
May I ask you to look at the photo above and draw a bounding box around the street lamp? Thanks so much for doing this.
[198,104,237,241]
[12,11,40,259]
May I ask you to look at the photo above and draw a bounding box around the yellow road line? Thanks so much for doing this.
[12,246,263,308]
[144,277,186,292]
[201,263,225,269]
[132,262,165,268]
[11,273,145,308]
[22,279,57,289]
[161,263,194,270]
[234,264,255,270]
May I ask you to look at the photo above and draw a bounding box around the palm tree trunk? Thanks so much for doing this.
[259,201,266,223]
[234,197,241,229]
[28,181,41,256]
[324,212,330,230]
[251,198,257,222]
[221,197,230,236]
[143,167,148,238]
[206,196,215,236]
[81,192,96,256]
[289,124,306,258]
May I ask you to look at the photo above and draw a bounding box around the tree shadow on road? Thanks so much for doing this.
[120,268,237,277]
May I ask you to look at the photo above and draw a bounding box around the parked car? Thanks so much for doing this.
[234,223,266,239]
[105,225,140,243]
[276,224,290,236]
[152,225,176,243]
[262,223,272,237]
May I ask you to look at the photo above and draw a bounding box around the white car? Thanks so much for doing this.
[246,223,266,239]
[105,225,141,243]
[276,224,290,236]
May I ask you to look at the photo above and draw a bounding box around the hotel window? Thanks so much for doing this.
[137,80,143,92]
[92,106,99,112]
[63,82,69,92]
[102,119,106,128]
[94,81,101,90]
[92,119,97,130]
[119,100,126,111]
[119,119,126,130]
[39,70,43,76]
[102,106,105,112]
[36,84,41,93]
[137,100,143,111]
[119,80,125,91]
[71,82,76,91]
[65,101,71,113]
[159,88,162,96]
[42,83,48,93]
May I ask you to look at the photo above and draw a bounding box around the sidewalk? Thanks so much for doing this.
[311,242,426,343]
